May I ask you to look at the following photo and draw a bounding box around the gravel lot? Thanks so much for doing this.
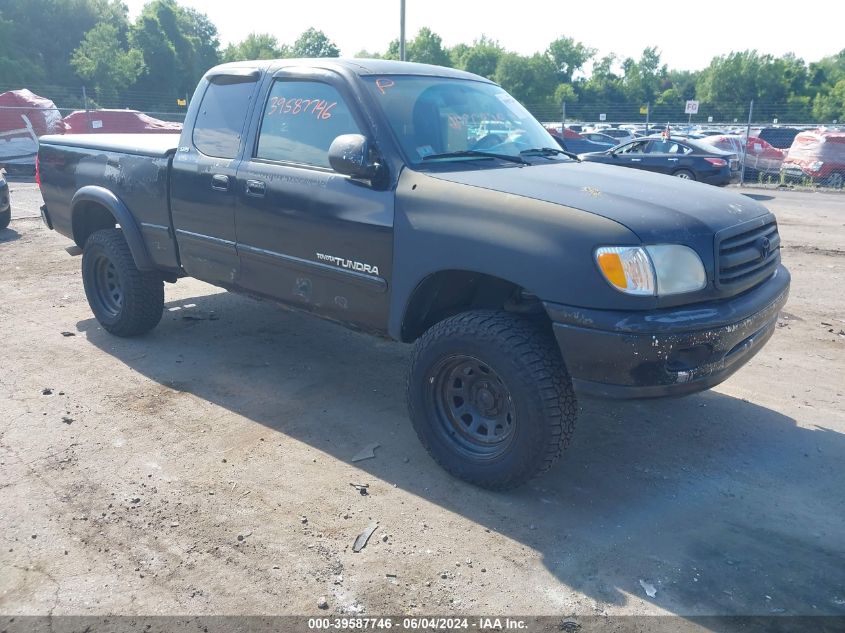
[1,179,844,618]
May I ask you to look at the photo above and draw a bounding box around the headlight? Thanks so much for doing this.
[646,244,708,294]
[596,245,707,296]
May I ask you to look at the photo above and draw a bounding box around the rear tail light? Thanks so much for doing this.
[704,157,727,167]
[35,154,41,186]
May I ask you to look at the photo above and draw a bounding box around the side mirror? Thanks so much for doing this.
[328,134,379,179]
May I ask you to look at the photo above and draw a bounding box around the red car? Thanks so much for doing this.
[781,130,845,188]
[707,135,786,179]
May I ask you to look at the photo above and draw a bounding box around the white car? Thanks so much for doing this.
[598,128,636,144]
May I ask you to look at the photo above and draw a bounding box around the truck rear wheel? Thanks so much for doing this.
[407,310,577,490]
[82,228,163,337]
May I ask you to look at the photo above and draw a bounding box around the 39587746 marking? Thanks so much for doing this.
[308,617,395,629]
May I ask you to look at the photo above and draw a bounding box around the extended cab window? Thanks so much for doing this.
[193,76,257,158]
[256,81,362,168]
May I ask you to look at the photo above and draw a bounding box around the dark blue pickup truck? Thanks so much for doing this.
[38,59,789,489]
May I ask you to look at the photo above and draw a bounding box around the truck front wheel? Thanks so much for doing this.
[407,310,577,490]
[82,229,164,337]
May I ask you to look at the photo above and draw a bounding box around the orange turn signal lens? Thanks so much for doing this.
[595,246,656,295]
[597,252,627,289]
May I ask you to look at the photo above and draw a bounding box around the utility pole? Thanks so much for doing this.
[399,0,406,61]
[741,100,754,186]
[82,86,92,129]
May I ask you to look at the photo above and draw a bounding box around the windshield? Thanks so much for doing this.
[364,76,564,165]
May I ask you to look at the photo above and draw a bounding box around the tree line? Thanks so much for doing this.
[0,0,843,123]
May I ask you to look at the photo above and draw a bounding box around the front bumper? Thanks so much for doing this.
[780,165,826,183]
[546,265,790,398]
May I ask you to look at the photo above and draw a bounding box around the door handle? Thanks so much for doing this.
[630,158,641,162]
[211,174,229,191]
[668,158,679,162]
[246,179,266,198]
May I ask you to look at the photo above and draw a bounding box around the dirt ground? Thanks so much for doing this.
[1,180,844,619]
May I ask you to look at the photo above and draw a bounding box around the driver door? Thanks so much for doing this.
[644,140,692,175]
[233,70,394,332]
[613,140,650,170]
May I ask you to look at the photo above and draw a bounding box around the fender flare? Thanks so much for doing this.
[71,185,155,271]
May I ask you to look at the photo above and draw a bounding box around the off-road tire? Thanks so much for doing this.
[407,310,577,490]
[82,228,163,337]
[0,208,10,230]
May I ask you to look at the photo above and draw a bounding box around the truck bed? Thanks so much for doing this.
[39,133,179,157]
[38,133,181,271]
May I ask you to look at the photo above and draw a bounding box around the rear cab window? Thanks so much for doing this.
[193,75,258,158]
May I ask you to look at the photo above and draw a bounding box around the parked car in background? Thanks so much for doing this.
[707,135,786,179]
[1,169,10,229]
[0,89,67,175]
[634,128,661,137]
[752,126,801,150]
[599,128,636,144]
[547,127,614,153]
[580,136,740,185]
[580,132,619,145]
[745,136,786,178]
[781,129,845,188]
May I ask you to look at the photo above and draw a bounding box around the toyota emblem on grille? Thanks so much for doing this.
[756,236,771,260]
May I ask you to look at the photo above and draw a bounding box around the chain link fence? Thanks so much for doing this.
[2,81,843,190]
[0,81,190,121]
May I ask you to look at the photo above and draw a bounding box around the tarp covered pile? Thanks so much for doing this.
[63,109,182,134]
[0,89,66,164]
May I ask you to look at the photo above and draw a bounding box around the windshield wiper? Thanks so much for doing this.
[422,150,529,165]
[520,147,581,162]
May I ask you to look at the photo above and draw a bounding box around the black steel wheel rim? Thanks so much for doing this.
[92,254,123,318]
[429,354,517,460]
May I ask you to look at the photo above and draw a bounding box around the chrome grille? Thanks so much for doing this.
[716,216,781,292]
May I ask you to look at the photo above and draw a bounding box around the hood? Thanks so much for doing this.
[426,160,770,242]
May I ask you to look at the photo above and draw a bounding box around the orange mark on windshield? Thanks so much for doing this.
[375,78,395,94]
